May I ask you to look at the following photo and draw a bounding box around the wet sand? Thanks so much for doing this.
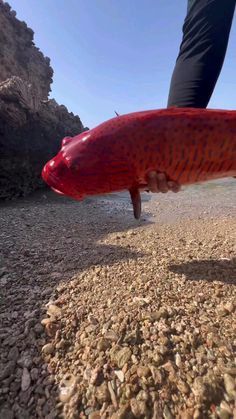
[0,180,235,418]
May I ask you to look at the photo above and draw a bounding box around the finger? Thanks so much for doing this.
[156,173,168,193]
[167,181,181,193]
[147,171,159,192]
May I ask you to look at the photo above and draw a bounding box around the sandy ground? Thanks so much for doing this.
[0,182,235,419]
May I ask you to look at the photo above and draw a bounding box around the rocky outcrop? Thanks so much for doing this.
[0,1,53,99]
[0,1,86,199]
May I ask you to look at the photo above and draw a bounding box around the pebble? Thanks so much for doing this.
[224,373,236,397]
[8,346,19,361]
[30,368,39,381]
[220,401,233,416]
[192,377,207,400]
[59,374,77,403]
[175,353,182,368]
[177,379,190,394]
[114,370,124,383]
[113,347,132,368]
[42,343,55,355]
[88,411,101,419]
[223,301,235,314]
[97,337,110,351]
[55,339,66,350]
[103,330,119,342]
[0,361,16,381]
[21,368,31,391]
[163,404,174,419]
[137,366,150,378]
[47,304,62,318]
[130,398,148,417]
[95,382,110,403]
[34,324,44,335]
[17,353,33,369]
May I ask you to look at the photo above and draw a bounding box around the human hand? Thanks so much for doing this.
[146,171,180,193]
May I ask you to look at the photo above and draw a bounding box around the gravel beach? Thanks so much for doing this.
[0,182,235,419]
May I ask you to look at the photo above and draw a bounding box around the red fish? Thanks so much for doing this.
[42,108,236,218]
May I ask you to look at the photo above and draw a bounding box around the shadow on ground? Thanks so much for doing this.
[0,190,151,418]
[169,258,236,285]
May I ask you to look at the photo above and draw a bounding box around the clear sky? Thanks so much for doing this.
[8,0,236,128]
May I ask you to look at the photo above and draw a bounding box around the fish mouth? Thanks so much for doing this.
[42,160,67,194]
[42,160,85,201]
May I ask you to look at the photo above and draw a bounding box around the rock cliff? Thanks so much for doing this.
[0,1,86,199]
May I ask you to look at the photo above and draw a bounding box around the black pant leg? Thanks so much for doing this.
[167,0,236,108]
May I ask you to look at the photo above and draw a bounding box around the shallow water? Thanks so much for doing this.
[102,177,235,204]
[100,178,236,222]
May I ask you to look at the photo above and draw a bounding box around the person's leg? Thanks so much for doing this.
[167,0,236,108]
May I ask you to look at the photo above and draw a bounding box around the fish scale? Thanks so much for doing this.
[42,108,236,219]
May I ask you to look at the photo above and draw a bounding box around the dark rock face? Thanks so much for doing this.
[0,1,86,199]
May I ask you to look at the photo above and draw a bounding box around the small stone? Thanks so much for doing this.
[223,301,235,313]
[30,368,39,381]
[114,370,125,383]
[217,409,231,419]
[8,347,19,361]
[47,304,62,318]
[220,401,233,416]
[150,366,164,385]
[108,381,118,409]
[85,408,95,416]
[41,318,52,325]
[130,398,148,417]
[59,374,76,403]
[150,308,168,321]
[192,377,207,400]
[137,366,150,378]
[136,390,149,402]
[193,409,202,419]
[97,338,110,351]
[88,314,99,325]
[88,412,101,419]
[133,296,150,306]
[110,404,131,419]
[45,321,59,337]
[55,339,66,350]
[175,353,182,368]
[90,367,103,386]
[163,404,173,419]
[21,368,31,391]
[42,343,55,355]
[103,330,119,342]
[17,353,33,369]
[95,382,110,403]
[34,324,44,335]
[224,374,236,397]
[0,361,15,381]
[19,386,32,404]
[114,347,132,368]
[131,355,138,364]
[179,409,194,419]
[176,379,190,394]
[85,324,97,333]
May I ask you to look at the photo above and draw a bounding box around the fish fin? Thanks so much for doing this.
[129,188,141,219]
[114,110,119,117]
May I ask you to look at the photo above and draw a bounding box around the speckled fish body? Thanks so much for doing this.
[42,108,236,218]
